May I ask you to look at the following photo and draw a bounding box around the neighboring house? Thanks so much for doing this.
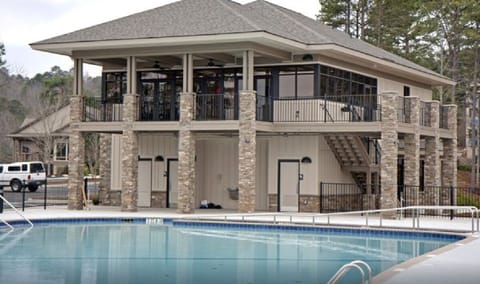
[8,106,70,176]
[31,0,457,213]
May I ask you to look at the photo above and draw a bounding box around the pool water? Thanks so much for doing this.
[0,221,460,284]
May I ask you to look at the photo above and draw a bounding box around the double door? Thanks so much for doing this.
[140,79,178,121]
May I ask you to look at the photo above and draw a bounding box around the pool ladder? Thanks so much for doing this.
[327,260,372,284]
[0,195,34,231]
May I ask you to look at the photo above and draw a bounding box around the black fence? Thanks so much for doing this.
[0,178,100,213]
[320,182,480,218]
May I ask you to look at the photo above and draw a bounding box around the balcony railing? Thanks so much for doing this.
[419,101,431,127]
[83,97,123,122]
[439,105,448,129]
[272,95,381,123]
[257,95,273,122]
[138,95,179,121]
[194,93,238,121]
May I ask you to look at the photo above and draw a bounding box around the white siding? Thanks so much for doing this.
[378,77,432,101]
[268,136,319,195]
[138,134,178,192]
[111,134,122,191]
[317,136,355,184]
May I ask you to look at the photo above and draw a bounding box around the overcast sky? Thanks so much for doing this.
[1,0,320,77]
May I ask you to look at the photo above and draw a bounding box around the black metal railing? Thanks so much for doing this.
[439,105,449,129]
[194,93,238,121]
[273,94,381,123]
[83,97,123,122]
[319,182,374,213]
[139,95,179,121]
[397,96,406,123]
[419,101,431,127]
[363,138,381,164]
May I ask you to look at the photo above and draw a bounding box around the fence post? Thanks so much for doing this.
[450,186,455,220]
[319,182,323,213]
[0,186,3,213]
[22,180,26,212]
[44,179,48,210]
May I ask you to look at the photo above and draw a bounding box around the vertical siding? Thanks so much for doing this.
[137,134,178,193]
[110,134,122,191]
[196,138,239,209]
[268,136,319,195]
[255,139,268,210]
[317,136,355,184]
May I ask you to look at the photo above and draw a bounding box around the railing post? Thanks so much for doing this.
[319,182,323,213]
[44,179,48,210]
[22,180,26,212]
[0,186,3,213]
[450,186,455,220]
[324,93,327,122]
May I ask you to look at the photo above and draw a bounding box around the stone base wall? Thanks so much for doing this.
[268,194,278,212]
[299,195,320,212]
[321,194,363,212]
[102,190,121,206]
[151,192,167,208]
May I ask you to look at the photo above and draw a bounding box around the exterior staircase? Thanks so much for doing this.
[325,135,380,190]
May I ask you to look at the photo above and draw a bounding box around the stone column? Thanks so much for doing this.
[177,93,196,213]
[98,133,112,205]
[67,58,85,210]
[442,105,457,205]
[424,101,441,206]
[239,90,256,213]
[403,97,421,206]
[380,93,398,216]
[121,94,138,212]
[67,96,85,210]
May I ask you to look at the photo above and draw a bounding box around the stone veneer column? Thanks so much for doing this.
[424,101,441,206]
[442,105,458,205]
[177,92,196,213]
[121,94,138,212]
[67,96,85,210]
[404,97,421,206]
[98,133,112,205]
[238,90,256,213]
[380,93,398,216]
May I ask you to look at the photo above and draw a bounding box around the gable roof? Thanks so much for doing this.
[31,0,450,83]
[9,106,71,138]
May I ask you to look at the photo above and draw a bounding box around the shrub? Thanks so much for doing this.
[457,163,472,172]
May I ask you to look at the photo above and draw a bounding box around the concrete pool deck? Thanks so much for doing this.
[1,206,479,284]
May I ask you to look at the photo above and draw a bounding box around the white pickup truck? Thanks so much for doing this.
[0,161,47,192]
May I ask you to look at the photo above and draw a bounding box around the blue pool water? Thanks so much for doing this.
[0,220,462,284]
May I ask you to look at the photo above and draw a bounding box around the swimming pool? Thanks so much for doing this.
[0,219,463,284]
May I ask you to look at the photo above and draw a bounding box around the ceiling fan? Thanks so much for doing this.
[207,59,224,67]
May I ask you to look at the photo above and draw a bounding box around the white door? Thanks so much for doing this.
[137,160,152,207]
[167,159,179,208]
[279,160,300,212]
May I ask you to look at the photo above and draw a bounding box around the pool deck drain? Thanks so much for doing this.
[1,206,480,284]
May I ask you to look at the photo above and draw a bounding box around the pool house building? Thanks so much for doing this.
[31,0,457,213]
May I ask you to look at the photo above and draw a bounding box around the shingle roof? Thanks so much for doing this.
[33,0,446,79]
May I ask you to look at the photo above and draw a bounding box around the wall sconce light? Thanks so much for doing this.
[155,155,164,162]
[302,54,314,61]
[301,156,312,164]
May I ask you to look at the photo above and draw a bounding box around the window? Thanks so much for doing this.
[22,164,28,171]
[404,86,410,97]
[8,166,20,171]
[22,146,30,153]
[0,166,3,173]
[55,142,68,161]
[30,163,45,173]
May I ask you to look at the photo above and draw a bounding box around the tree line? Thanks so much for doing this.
[0,44,100,174]
[317,0,479,105]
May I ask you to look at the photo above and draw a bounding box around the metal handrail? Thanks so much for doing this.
[328,260,372,284]
[0,195,34,231]
[184,205,479,234]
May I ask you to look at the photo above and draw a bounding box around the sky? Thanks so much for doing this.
[1,0,320,78]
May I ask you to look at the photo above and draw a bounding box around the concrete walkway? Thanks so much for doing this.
[1,206,480,284]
